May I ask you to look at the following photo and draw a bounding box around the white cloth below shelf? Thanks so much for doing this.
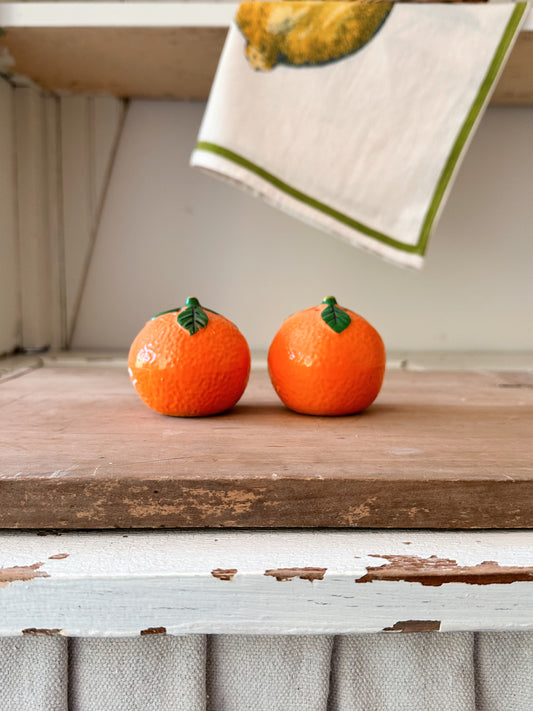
[1,632,533,710]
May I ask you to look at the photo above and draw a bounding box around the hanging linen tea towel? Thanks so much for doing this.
[191,2,529,268]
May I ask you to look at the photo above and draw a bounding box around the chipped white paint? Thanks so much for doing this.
[1,530,533,637]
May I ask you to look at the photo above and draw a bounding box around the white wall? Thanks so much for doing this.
[0,78,19,356]
[72,101,533,353]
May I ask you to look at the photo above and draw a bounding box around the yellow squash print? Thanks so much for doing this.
[236,1,393,71]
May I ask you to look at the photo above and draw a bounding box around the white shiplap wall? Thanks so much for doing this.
[0,86,124,353]
[15,85,53,350]
[59,95,125,345]
[0,77,19,355]
[70,101,533,354]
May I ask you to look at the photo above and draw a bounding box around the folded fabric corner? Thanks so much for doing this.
[191,1,529,268]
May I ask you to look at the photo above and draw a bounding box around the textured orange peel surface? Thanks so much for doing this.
[128,303,251,417]
[268,298,386,416]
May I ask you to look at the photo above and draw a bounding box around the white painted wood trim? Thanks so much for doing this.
[41,349,533,373]
[1,350,531,376]
[0,3,530,30]
[14,85,51,351]
[1,530,533,637]
[59,95,125,346]
[0,77,20,356]
[0,3,237,28]
[67,96,126,345]
[45,94,66,350]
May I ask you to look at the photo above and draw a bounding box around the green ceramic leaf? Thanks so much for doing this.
[321,296,351,334]
[0,28,6,38]
[177,298,209,335]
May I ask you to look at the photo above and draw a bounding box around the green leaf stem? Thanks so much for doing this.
[177,297,209,335]
[321,296,351,334]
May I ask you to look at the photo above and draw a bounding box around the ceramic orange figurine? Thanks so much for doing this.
[128,297,251,416]
[268,296,386,416]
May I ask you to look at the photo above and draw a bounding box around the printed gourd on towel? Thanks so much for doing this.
[236,1,393,71]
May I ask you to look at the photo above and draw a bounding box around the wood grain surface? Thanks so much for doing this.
[0,27,227,100]
[1,364,532,529]
[0,26,531,104]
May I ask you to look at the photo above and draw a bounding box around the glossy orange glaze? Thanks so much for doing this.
[268,300,386,416]
[128,308,250,417]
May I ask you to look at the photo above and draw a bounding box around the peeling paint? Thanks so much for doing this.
[0,562,50,588]
[211,568,237,581]
[383,620,441,633]
[140,627,166,636]
[48,553,69,560]
[356,555,533,586]
[122,486,264,521]
[22,628,61,635]
[338,497,377,526]
[264,567,326,582]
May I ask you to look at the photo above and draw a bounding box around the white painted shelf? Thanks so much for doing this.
[2,529,533,636]
[0,2,236,27]
[0,3,532,102]
[1,3,530,31]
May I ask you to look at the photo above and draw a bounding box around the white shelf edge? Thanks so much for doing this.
[0,3,530,30]
[1,350,532,378]
[1,529,533,636]
[0,2,237,28]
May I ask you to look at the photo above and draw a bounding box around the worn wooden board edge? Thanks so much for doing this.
[1,351,533,530]
[0,27,228,100]
[2,475,533,530]
[491,26,533,105]
[1,529,533,636]
[0,25,531,104]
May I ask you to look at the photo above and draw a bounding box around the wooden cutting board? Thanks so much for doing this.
[1,360,532,529]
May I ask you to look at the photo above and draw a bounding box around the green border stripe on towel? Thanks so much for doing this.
[196,140,421,254]
[417,1,528,254]
[196,2,527,257]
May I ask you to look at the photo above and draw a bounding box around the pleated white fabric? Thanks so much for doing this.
[68,635,206,711]
[207,635,334,711]
[1,633,533,711]
[0,635,67,711]
[329,633,475,711]
[475,632,533,711]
